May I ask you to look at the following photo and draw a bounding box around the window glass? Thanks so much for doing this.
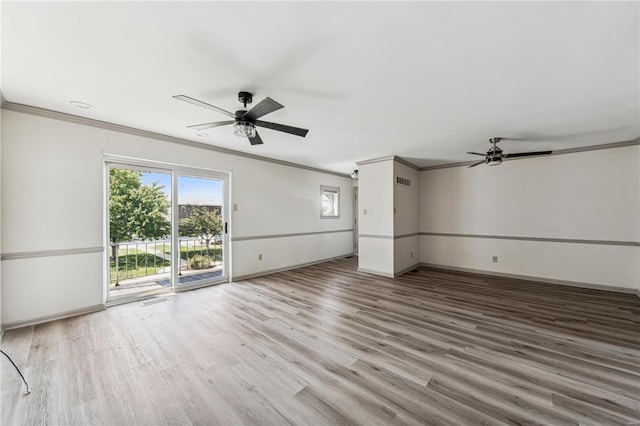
[321,186,340,218]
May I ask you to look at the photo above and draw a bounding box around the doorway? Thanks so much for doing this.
[106,160,229,303]
[353,186,358,255]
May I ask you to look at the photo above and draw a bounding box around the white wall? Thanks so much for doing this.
[637,144,640,292]
[358,160,394,237]
[393,161,419,274]
[0,108,3,329]
[358,158,421,277]
[1,109,353,326]
[419,146,640,290]
[358,159,394,276]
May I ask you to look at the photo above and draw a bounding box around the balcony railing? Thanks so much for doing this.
[109,237,223,286]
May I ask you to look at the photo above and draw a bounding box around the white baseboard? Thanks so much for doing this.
[394,263,421,278]
[1,304,106,333]
[357,263,420,279]
[357,267,395,278]
[420,263,637,295]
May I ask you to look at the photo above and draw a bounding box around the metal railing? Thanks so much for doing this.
[110,237,223,285]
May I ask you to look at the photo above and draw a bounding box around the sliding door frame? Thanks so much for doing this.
[103,154,231,305]
[174,169,230,291]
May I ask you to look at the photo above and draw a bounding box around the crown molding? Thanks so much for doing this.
[356,155,420,170]
[419,137,640,171]
[1,101,351,179]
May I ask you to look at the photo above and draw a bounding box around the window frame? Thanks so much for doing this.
[320,185,340,219]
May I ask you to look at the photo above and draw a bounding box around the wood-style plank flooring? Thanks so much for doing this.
[2,257,639,425]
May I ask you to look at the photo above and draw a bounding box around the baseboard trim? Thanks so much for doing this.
[419,263,637,295]
[394,263,421,278]
[1,304,106,333]
[233,253,354,282]
[358,263,421,279]
[357,267,395,278]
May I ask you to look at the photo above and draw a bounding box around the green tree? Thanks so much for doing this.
[178,207,222,253]
[109,169,171,260]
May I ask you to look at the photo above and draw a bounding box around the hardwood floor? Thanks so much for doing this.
[2,257,639,425]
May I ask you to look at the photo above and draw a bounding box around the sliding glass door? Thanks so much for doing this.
[106,160,229,302]
[176,174,227,287]
[107,165,173,299]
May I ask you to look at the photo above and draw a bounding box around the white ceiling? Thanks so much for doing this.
[2,1,638,174]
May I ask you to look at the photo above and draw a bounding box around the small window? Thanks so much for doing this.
[321,186,340,218]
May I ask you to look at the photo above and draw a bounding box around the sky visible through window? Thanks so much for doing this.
[140,173,222,205]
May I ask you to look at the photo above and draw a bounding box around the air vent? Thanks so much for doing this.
[396,176,411,186]
[141,297,172,306]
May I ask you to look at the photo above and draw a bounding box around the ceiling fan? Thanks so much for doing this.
[467,137,552,167]
[173,91,309,145]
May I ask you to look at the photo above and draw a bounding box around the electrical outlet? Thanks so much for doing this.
[258,254,263,261]
[233,204,238,212]
[492,256,498,263]
[362,208,367,215]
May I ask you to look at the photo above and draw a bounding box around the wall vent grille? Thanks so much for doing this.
[396,176,411,186]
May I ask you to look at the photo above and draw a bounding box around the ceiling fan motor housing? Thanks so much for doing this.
[238,91,253,108]
[487,146,503,165]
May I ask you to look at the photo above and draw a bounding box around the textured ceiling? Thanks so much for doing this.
[2,1,638,173]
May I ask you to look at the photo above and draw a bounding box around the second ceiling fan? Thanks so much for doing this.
[174,91,309,145]
[467,137,552,167]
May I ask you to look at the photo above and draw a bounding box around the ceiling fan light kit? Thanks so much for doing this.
[173,91,309,146]
[233,121,256,138]
[466,137,552,168]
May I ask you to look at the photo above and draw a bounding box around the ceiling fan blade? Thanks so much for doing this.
[187,120,235,130]
[173,95,236,118]
[249,131,264,146]
[468,160,486,168]
[255,120,309,137]
[503,150,553,158]
[466,152,487,156]
[243,97,284,121]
